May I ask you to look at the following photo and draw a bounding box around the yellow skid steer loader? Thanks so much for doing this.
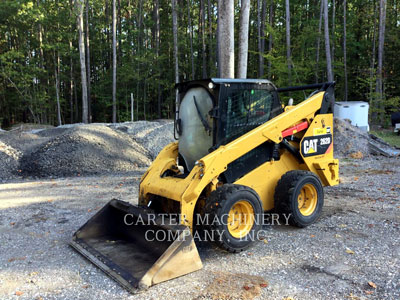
[71,78,339,293]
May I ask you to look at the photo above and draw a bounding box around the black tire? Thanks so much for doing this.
[274,170,324,228]
[204,184,263,253]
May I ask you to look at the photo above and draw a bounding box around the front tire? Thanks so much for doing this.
[204,184,263,252]
[274,170,324,227]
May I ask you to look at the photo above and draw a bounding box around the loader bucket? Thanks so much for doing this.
[70,199,202,293]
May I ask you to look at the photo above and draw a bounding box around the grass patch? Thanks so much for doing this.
[370,130,400,148]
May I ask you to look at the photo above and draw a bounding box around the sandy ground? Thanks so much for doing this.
[0,158,399,300]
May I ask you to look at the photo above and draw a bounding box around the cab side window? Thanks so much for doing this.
[223,89,273,144]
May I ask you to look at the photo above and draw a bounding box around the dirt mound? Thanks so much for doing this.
[333,118,371,158]
[0,140,21,180]
[19,124,152,177]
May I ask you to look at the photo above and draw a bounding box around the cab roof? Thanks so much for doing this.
[175,78,276,92]
[210,78,273,85]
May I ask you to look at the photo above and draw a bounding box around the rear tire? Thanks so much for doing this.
[204,184,263,253]
[274,170,324,227]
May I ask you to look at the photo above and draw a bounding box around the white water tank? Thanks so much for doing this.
[334,101,369,131]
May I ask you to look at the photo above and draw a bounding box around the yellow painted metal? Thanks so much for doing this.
[139,90,340,231]
[234,151,302,211]
[297,183,318,216]
[227,200,255,238]
[300,114,340,186]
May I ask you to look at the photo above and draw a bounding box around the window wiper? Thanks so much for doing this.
[193,95,212,134]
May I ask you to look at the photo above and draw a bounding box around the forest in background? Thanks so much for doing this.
[0,0,399,127]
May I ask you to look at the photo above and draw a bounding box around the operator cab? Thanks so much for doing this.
[175,78,283,181]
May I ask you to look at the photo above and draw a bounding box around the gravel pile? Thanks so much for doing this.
[333,118,371,158]
[19,124,152,177]
[0,121,174,179]
[0,140,21,180]
[112,121,174,159]
[0,117,395,179]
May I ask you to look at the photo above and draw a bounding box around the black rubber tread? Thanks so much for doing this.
[204,184,263,253]
[274,170,324,228]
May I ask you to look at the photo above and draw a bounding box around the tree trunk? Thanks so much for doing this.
[257,0,262,76]
[256,0,267,77]
[267,0,274,78]
[207,0,213,76]
[172,0,179,120]
[70,41,74,122]
[237,0,250,78]
[201,0,207,78]
[315,1,323,83]
[331,0,335,75]
[370,0,378,102]
[172,0,179,82]
[105,0,110,70]
[117,0,122,62]
[260,0,267,76]
[112,0,117,123]
[69,0,74,123]
[323,0,333,82]
[343,0,348,101]
[136,0,143,118]
[37,0,44,70]
[187,0,195,80]
[85,0,92,122]
[74,75,79,122]
[216,1,220,77]
[155,0,161,118]
[54,52,62,126]
[285,0,292,86]
[376,0,387,124]
[217,0,235,78]
[76,0,88,124]
[143,80,146,120]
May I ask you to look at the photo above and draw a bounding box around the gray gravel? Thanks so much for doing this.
[19,125,151,177]
[1,119,396,181]
[0,121,174,180]
[0,157,399,300]
[110,120,174,159]
[0,141,22,180]
[333,118,371,157]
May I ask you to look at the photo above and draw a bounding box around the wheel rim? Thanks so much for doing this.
[227,200,255,238]
[297,183,318,216]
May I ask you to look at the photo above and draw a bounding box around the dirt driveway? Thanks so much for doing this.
[0,158,399,300]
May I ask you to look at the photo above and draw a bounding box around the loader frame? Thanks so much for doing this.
[139,79,339,231]
[71,79,340,292]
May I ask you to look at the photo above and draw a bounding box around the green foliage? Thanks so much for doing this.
[0,0,399,126]
[370,130,400,148]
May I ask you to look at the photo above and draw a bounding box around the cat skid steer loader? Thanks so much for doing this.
[71,78,339,293]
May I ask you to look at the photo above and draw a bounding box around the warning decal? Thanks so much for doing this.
[313,126,331,136]
[301,134,332,157]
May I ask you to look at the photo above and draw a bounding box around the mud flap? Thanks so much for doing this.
[70,199,202,293]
